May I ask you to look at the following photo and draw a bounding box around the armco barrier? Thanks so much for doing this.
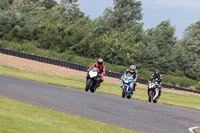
[1,47,200,94]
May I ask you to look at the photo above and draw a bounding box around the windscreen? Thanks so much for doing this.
[91,67,99,72]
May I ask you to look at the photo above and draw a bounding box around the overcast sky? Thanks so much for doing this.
[55,0,200,39]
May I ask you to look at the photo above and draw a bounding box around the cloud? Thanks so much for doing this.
[154,0,200,8]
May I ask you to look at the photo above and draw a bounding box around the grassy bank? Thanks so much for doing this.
[196,127,200,133]
[0,65,200,110]
[0,40,198,88]
[0,96,136,133]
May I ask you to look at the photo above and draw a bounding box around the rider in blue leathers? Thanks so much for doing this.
[121,65,138,94]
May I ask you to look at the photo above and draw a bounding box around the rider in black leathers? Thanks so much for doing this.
[150,70,162,97]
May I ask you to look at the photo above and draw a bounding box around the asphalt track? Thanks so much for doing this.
[0,75,200,133]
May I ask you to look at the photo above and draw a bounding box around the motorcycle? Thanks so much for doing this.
[85,67,100,93]
[121,73,135,99]
[148,79,160,103]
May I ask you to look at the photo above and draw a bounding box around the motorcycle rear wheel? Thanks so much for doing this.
[127,95,131,99]
[153,99,157,103]
[90,87,96,93]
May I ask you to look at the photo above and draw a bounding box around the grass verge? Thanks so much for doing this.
[0,65,200,110]
[0,96,136,133]
[196,127,200,133]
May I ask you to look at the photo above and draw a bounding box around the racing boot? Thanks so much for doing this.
[157,88,161,98]
[120,85,123,89]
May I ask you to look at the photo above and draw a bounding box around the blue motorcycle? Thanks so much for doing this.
[121,73,134,99]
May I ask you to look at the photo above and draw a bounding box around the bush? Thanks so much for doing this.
[163,75,197,87]
[195,82,200,90]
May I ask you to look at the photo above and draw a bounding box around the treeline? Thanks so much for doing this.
[0,0,200,88]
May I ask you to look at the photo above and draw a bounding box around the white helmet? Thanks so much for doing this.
[130,65,136,73]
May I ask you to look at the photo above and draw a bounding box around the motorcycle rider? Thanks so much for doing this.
[149,70,162,97]
[87,58,106,87]
[121,65,138,94]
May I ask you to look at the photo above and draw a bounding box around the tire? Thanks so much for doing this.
[122,86,126,98]
[153,99,157,103]
[127,88,133,99]
[127,95,131,99]
[148,90,153,102]
[85,79,92,92]
[90,87,96,93]
[89,80,95,93]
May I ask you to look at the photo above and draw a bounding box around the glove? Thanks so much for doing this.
[100,74,104,77]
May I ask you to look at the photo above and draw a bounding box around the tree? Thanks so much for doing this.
[174,20,200,80]
[0,9,25,38]
[37,23,63,51]
[158,46,177,72]
[11,0,45,14]
[101,0,142,29]
[0,0,10,10]
[178,20,200,56]
[170,44,200,79]
[44,0,58,9]
[99,30,131,65]
[133,43,159,68]
[9,0,14,4]
[143,20,176,48]
[185,59,200,80]
[114,0,142,24]
[53,0,84,25]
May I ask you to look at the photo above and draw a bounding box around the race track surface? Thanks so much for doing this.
[0,75,200,133]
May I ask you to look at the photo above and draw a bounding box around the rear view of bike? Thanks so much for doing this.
[85,67,100,93]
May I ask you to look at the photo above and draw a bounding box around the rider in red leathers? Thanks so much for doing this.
[87,58,106,87]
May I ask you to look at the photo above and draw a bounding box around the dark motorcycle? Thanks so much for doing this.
[148,79,160,103]
[85,67,100,93]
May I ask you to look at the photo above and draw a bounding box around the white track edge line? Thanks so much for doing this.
[189,126,198,133]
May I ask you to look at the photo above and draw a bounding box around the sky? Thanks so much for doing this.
[55,0,200,39]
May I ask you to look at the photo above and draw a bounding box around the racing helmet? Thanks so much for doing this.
[130,65,136,74]
[154,69,160,78]
[98,58,104,66]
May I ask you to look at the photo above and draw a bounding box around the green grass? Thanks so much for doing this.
[0,96,136,133]
[1,65,200,110]
[196,127,200,133]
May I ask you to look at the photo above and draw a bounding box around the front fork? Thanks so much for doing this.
[153,88,159,100]
[121,84,133,96]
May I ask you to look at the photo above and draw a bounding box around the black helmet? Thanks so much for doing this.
[98,58,103,66]
[130,65,136,73]
[154,70,160,78]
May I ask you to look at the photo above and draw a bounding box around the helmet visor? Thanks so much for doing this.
[98,62,103,66]
[130,69,134,73]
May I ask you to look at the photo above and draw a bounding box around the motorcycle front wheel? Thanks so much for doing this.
[148,89,154,102]
[85,79,92,92]
[122,86,126,98]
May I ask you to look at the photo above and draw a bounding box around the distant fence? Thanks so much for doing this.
[1,47,200,94]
